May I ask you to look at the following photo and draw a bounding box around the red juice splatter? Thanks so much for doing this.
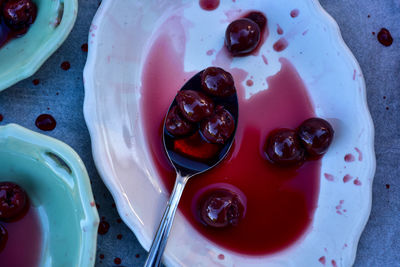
[273,38,288,52]
[114,257,121,265]
[32,79,40,86]
[354,147,362,161]
[344,154,355,162]
[377,28,393,46]
[35,114,56,131]
[318,256,326,265]
[81,43,88,52]
[343,174,353,183]
[60,61,71,71]
[0,114,3,122]
[199,0,220,11]
[98,221,110,235]
[324,173,334,182]
[277,24,283,35]
[290,9,299,18]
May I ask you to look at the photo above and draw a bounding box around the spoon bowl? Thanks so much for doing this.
[145,69,238,267]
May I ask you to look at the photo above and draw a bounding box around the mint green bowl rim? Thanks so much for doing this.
[0,0,78,92]
[0,123,99,267]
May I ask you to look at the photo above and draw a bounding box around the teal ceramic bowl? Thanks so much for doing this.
[0,0,78,92]
[0,124,99,266]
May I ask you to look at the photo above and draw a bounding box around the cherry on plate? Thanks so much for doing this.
[165,106,196,136]
[225,18,261,56]
[265,128,305,166]
[199,189,244,228]
[2,0,37,32]
[0,224,7,252]
[244,11,267,31]
[0,182,28,221]
[176,90,214,122]
[201,106,235,144]
[297,118,334,158]
[201,67,236,97]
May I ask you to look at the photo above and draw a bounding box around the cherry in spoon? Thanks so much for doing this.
[145,68,238,266]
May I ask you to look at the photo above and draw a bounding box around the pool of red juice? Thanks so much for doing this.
[0,206,43,266]
[141,22,320,256]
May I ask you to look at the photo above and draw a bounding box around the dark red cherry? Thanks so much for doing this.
[0,224,8,253]
[2,0,37,32]
[200,189,244,228]
[225,18,260,56]
[265,129,305,166]
[0,182,28,221]
[176,90,214,122]
[201,67,236,97]
[201,106,235,144]
[165,106,196,136]
[297,118,334,157]
[245,11,267,31]
[0,224,7,252]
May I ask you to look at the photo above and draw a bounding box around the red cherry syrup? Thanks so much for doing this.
[0,206,42,266]
[141,14,320,255]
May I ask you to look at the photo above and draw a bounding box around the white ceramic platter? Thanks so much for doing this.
[83,0,375,266]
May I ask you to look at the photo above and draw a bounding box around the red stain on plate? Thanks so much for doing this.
[277,24,283,35]
[344,154,355,162]
[199,0,220,11]
[354,147,363,161]
[331,260,337,267]
[318,256,326,265]
[290,9,299,18]
[354,178,362,186]
[218,254,225,260]
[324,173,334,182]
[262,54,268,65]
[273,38,288,52]
[206,49,215,56]
[343,174,353,183]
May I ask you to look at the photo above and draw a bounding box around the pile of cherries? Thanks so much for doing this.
[0,182,29,252]
[166,67,236,149]
[0,0,37,46]
[265,118,334,167]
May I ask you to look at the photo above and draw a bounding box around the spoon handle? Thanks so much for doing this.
[144,173,190,267]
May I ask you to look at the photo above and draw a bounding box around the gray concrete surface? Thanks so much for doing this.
[0,0,399,266]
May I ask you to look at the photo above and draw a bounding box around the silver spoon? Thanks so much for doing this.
[144,70,239,267]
